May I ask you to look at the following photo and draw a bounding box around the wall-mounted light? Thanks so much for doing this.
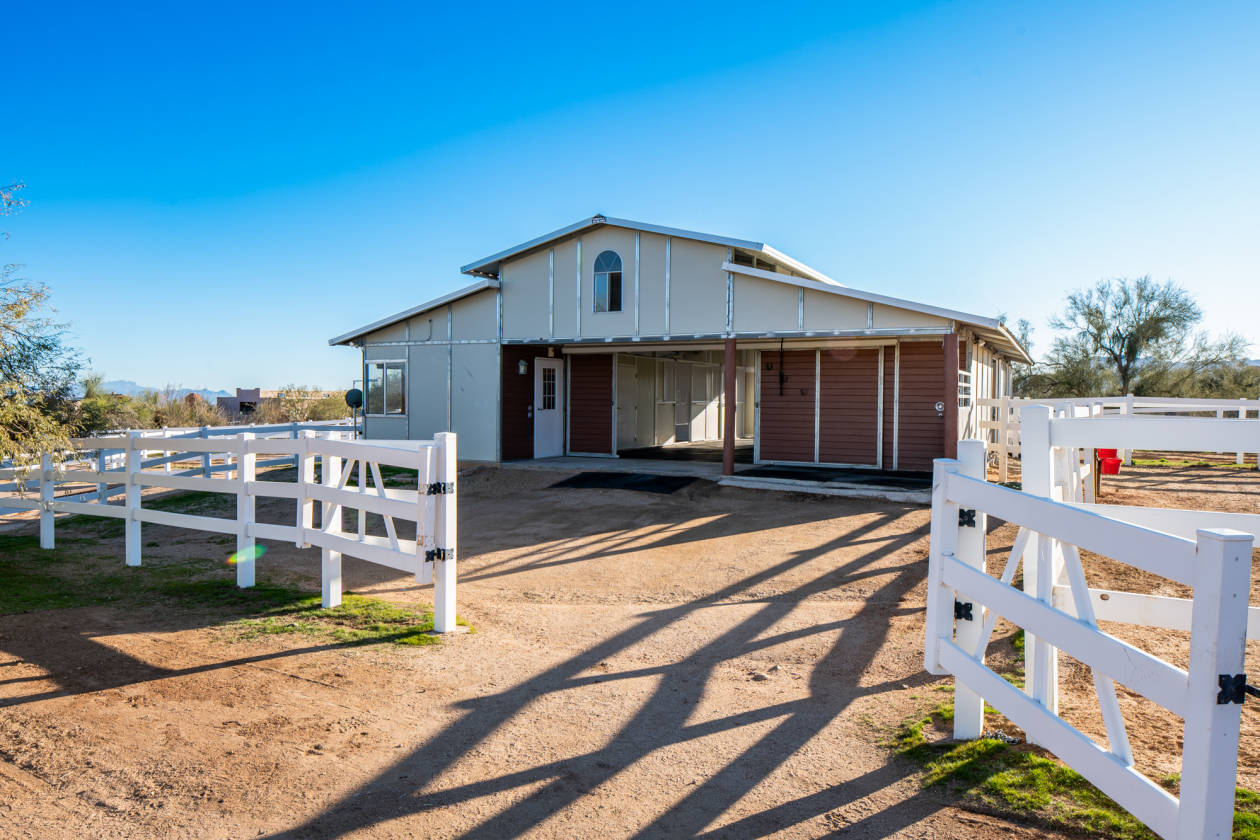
[518,359,529,375]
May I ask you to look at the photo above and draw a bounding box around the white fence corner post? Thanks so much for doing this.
[1018,404,1058,724]
[1121,395,1134,465]
[200,425,211,477]
[432,432,458,633]
[162,426,172,473]
[296,430,314,549]
[291,421,299,470]
[321,449,342,609]
[235,433,256,588]
[1177,528,1254,840]
[125,431,142,566]
[924,456,962,678]
[39,452,54,550]
[953,440,988,739]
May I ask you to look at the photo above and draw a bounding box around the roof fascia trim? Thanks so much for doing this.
[328,279,500,346]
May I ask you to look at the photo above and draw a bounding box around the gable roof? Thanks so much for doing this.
[328,278,499,346]
[460,214,842,287]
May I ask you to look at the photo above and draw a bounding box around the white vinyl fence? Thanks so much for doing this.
[4,429,459,632]
[975,395,1260,482]
[926,439,1253,840]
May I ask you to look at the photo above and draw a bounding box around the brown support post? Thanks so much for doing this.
[944,332,959,459]
[722,338,737,475]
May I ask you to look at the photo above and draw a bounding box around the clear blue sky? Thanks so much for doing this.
[5,1,1258,390]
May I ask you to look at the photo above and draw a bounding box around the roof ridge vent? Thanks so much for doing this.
[591,214,606,225]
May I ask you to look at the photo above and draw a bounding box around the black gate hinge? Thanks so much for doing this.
[958,509,977,528]
[954,600,974,622]
[1217,674,1260,704]
[425,548,455,563]
[426,482,455,496]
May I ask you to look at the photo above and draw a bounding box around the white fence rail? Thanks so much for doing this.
[976,395,1260,481]
[16,430,459,632]
[927,439,1253,839]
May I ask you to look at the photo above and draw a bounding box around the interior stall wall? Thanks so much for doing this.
[568,354,613,454]
[634,356,656,446]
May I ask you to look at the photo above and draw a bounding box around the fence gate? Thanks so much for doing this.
[925,440,1253,840]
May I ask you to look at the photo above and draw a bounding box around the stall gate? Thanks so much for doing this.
[926,439,1252,840]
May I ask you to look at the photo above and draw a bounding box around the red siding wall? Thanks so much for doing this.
[568,354,613,454]
[882,347,895,468]
[896,340,947,472]
[501,346,550,461]
[818,348,879,465]
[758,349,816,462]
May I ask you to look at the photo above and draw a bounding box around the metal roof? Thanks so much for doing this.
[327,278,499,346]
[459,214,842,287]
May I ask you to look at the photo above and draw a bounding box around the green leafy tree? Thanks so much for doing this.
[0,183,82,462]
[1046,276,1245,396]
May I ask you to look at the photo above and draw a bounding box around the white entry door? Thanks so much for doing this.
[533,358,564,458]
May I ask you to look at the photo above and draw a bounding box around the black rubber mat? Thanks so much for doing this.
[550,471,700,495]
[735,466,931,490]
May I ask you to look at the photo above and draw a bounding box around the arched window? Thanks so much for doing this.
[593,250,622,313]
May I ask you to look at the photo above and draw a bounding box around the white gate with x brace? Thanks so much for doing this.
[925,439,1253,840]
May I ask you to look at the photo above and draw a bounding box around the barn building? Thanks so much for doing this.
[330,215,1030,474]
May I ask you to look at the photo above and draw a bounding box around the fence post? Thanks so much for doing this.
[200,426,211,477]
[96,448,107,503]
[125,431,142,566]
[924,456,961,677]
[1238,399,1246,466]
[1177,528,1254,839]
[1018,405,1058,723]
[433,432,458,633]
[998,396,1010,483]
[953,440,988,739]
[1121,395,1133,465]
[39,452,54,550]
[296,431,314,548]
[321,451,342,608]
[291,421,299,471]
[162,427,172,473]
[235,433,256,588]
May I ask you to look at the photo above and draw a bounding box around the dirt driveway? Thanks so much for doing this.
[3,463,1242,839]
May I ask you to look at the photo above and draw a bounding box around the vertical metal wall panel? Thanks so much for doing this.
[817,347,880,466]
[896,340,948,471]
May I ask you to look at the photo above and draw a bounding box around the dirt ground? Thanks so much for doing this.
[0,462,1257,839]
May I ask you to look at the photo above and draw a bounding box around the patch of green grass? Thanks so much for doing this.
[1011,628,1025,655]
[893,705,1260,839]
[0,528,468,649]
[1132,457,1255,470]
[232,592,468,646]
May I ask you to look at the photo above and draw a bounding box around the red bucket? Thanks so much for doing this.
[1100,457,1122,475]
[1096,448,1118,459]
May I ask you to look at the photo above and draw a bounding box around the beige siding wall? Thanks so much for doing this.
[802,290,867,331]
[502,249,550,340]
[638,232,668,335]
[452,288,498,340]
[668,238,727,335]
[872,303,948,329]
[734,275,798,333]
[406,344,449,441]
[451,343,499,461]
[553,239,578,338]
[579,226,638,339]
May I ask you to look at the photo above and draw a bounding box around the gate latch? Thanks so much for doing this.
[425,548,455,563]
[1217,674,1260,704]
[954,600,974,622]
[958,509,977,528]
[426,482,455,496]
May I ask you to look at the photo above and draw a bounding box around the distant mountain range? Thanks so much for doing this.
[95,380,233,401]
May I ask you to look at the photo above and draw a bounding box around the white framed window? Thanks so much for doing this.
[365,360,406,415]
[541,367,556,410]
[593,250,622,313]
